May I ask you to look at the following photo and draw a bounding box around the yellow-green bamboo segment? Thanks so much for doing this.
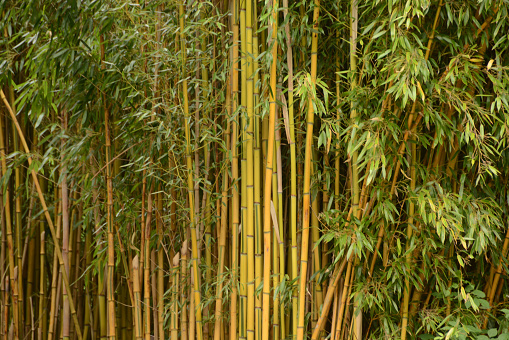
[239,0,249,337]
[261,0,278,337]
[245,1,256,339]
[282,0,298,333]
[133,255,143,340]
[61,110,71,340]
[296,1,320,339]
[272,138,280,340]
[275,124,285,340]
[179,1,203,338]
[348,0,363,338]
[230,1,240,339]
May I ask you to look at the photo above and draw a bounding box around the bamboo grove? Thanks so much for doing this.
[1,0,509,339]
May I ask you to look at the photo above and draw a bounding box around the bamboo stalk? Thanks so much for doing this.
[261,0,278,337]
[38,232,45,340]
[132,256,142,340]
[47,186,61,340]
[230,1,240,338]
[213,161,229,340]
[179,2,204,337]
[245,1,256,338]
[61,110,71,340]
[181,241,188,340]
[171,253,179,340]
[296,1,320,339]
[281,0,298,333]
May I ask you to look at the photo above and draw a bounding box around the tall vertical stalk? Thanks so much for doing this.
[296,1,320,339]
[261,0,278,337]
[179,2,204,338]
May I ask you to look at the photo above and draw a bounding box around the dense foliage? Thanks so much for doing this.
[1,0,509,339]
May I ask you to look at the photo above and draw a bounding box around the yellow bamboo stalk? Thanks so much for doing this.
[230,1,240,338]
[401,131,417,340]
[132,256,142,340]
[38,232,46,340]
[151,250,158,340]
[179,1,204,338]
[47,189,61,340]
[143,193,152,340]
[99,33,117,340]
[181,241,188,340]
[252,1,263,338]
[296,1,320,339]
[213,160,229,340]
[281,0,298,333]
[272,140,280,340]
[245,1,256,339]
[62,109,71,340]
[9,83,24,340]
[311,259,347,339]
[171,253,180,340]
[276,121,285,340]
[261,0,278,337]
